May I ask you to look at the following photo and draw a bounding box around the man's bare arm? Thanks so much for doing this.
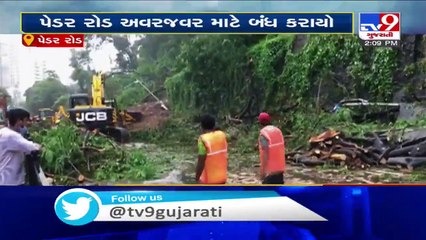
[196,155,207,182]
[196,139,207,182]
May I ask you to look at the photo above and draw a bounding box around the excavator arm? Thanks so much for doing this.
[66,73,130,142]
[91,73,106,107]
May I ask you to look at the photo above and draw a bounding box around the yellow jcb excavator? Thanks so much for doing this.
[66,73,141,143]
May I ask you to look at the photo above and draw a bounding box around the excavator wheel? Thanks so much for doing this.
[101,127,130,143]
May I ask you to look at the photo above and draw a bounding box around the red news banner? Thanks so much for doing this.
[22,34,84,48]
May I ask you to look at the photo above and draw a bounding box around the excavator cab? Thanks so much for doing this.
[39,108,54,120]
[69,93,91,108]
[67,73,129,143]
[37,108,55,126]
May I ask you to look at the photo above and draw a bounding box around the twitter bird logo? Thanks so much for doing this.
[62,197,92,220]
[54,189,100,226]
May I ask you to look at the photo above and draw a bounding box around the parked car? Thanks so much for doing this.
[332,98,400,123]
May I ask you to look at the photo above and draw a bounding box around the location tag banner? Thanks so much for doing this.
[23,34,35,46]
[54,189,327,226]
[21,34,85,48]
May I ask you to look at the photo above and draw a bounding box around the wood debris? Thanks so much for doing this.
[287,129,426,170]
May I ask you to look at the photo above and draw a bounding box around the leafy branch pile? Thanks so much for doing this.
[30,121,157,185]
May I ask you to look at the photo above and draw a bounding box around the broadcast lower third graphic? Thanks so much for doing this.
[54,188,327,226]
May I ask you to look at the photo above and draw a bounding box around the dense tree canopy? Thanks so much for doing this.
[66,34,419,120]
[24,70,69,114]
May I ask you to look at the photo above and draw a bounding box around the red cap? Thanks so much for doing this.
[258,112,271,125]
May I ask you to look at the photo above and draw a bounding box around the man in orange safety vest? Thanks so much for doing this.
[196,114,228,184]
[258,112,285,184]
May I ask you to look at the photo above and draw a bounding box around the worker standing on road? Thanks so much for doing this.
[196,115,228,184]
[0,109,41,185]
[258,112,286,184]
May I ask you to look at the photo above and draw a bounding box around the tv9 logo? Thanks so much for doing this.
[359,13,400,40]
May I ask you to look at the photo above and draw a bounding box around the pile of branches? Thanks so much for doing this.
[30,121,125,185]
[287,129,426,170]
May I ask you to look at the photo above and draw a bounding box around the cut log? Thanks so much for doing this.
[387,146,414,157]
[387,157,426,169]
[410,141,426,157]
[331,147,357,159]
[286,151,305,157]
[368,147,385,155]
[366,150,381,161]
[334,138,360,149]
[343,137,374,146]
[357,152,378,165]
[330,153,347,161]
[299,157,327,166]
[401,137,426,147]
[371,132,386,149]
[378,147,395,161]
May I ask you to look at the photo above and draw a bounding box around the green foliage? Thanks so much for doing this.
[248,35,398,112]
[52,95,69,110]
[116,86,146,108]
[104,74,128,98]
[69,49,92,92]
[24,70,69,114]
[65,34,405,158]
[350,47,397,101]
[135,35,194,86]
[249,35,295,109]
[31,121,158,185]
[31,122,84,174]
[78,34,399,123]
[100,73,148,109]
[166,35,250,115]
[131,116,198,146]
[94,149,156,182]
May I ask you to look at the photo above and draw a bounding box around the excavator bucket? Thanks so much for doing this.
[100,127,130,143]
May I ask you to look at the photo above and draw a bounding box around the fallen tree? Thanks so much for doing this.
[30,121,157,185]
[287,129,426,170]
[287,128,426,171]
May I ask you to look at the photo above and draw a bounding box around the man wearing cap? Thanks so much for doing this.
[258,112,285,184]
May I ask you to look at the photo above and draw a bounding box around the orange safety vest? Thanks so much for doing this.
[259,125,286,176]
[199,130,228,184]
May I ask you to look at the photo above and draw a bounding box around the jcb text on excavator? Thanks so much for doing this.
[66,73,141,143]
[76,112,108,122]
